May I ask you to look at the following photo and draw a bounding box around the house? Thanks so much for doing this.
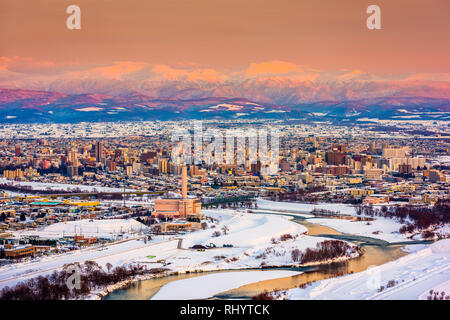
[3,244,36,259]
[74,235,98,245]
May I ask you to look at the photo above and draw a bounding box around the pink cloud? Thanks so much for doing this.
[0,56,58,74]
[67,61,148,80]
[151,64,227,82]
[245,60,302,76]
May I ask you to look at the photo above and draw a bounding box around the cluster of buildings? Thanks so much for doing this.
[0,123,447,206]
[0,120,448,261]
[0,235,99,260]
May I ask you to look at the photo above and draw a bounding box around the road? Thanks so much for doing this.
[0,238,177,288]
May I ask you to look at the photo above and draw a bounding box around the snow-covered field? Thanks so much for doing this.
[101,199,154,207]
[14,219,149,239]
[151,270,301,300]
[257,199,411,217]
[185,209,305,248]
[0,178,135,193]
[257,199,357,215]
[0,209,357,292]
[167,209,359,271]
[0,237,170,289]
[257,199,425,243]
[305,217,407,243]
[284,239,450,300]
[3,201,444,300]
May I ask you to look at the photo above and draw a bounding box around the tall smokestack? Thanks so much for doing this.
[182,164,188,199]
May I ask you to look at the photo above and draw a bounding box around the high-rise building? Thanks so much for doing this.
[3,169,23,179]
[369,142,377,154]
[141,151,157,164]
[251,161,262,175]
[382,146,409,158]
[132,162,142,174]
[399,163,412,174]
[15,146,21,157]
[325,151,346,165]
[107,160,117,172]
[125,165,133,176]
[42,160,51,170]
[182,164,188,199]
[280,159,290,172]
[429,170,446,182]
[158,158,168,174]
[94,142,104,163]
[335,144,346,152]
[189,165,200,176]
[67,148,79,166]
[388,157,426,171]
[67,166,78,177]
[325,165,349,176]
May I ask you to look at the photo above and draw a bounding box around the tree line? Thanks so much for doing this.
[0,260,168,300]
[291,240,359,264]
[355,200,450,237]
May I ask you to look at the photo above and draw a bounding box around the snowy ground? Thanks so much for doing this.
[257,199,431,243]
[305,217,407,243]
[0,209,358,292]
[257,199,411,217]
[284,239,450,300]
[257,199,357,216]
[252,209,315,219]
[0,178,136,193]
[174,209,358,271]
[151,270,301,300]
[14,219,149,239]
[0,237,171,289]
[2,202,445,300]
[101,200,154,207]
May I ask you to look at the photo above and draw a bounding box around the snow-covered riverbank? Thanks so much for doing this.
[151,270,301,300]
[0,208,359,296]
[257,199,436,243]
[282,239,450,300]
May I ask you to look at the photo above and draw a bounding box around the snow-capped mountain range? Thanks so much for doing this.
[0,60,449,122]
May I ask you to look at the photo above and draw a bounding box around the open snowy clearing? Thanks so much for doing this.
[257,199,412,217]
[0,237,171,289]
[18,218,150,239]
[151,270,301,300]
[176,209,358,271]
[0,178,135,193]
[306,217,407,243]
[257,199,358,215]
[256,199,434,243]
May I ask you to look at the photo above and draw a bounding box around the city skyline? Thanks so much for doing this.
[0,0,449,304]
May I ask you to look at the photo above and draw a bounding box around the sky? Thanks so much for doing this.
[0,0,449,78]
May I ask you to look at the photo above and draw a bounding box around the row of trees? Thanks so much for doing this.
[264,187,325,203]
[204,200,257,209]
[291,240,359,264]
[0,212,26,222]
[0,260,168,300]
[0,183,76,195]
[264,189,364,204]
[356,200,450,235]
